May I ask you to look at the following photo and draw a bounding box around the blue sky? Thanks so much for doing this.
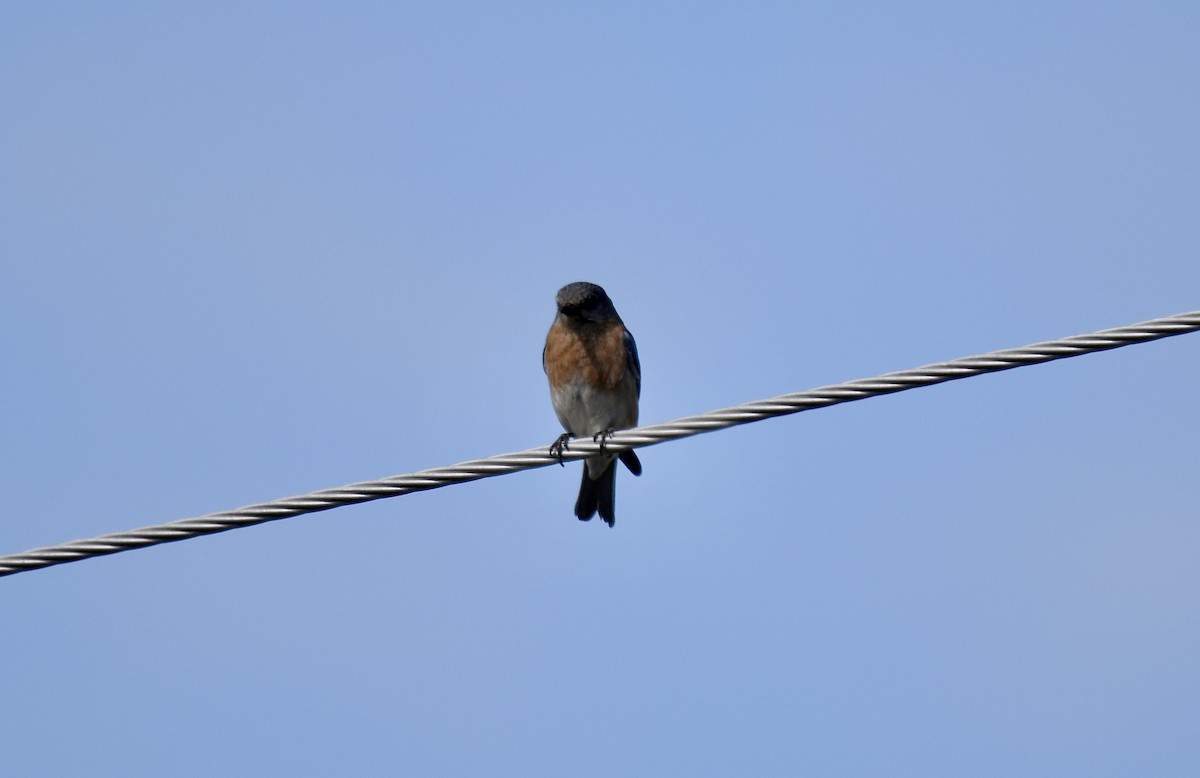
[2,2,1198,775]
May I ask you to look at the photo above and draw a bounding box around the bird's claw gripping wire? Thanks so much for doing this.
[593,428,617,455]
[549,433,572,466]
[549,429,615,465]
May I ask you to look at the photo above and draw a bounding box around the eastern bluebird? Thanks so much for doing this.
[543,281,642,527]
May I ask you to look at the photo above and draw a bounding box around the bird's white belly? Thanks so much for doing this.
[551,376,624,436]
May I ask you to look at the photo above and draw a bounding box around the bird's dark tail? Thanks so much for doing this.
[575,460,617,527]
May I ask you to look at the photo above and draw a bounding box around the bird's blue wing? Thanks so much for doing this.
[624,328,641,398]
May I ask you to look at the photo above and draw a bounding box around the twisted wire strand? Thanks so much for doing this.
[2,309,1197,578]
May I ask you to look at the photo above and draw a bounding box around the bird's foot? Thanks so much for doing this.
[549,433,572,466]
[592,428,616,454]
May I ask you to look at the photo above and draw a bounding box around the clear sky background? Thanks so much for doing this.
[3,3,1198,776]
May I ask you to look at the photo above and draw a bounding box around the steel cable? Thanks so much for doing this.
[2,309,1197,578]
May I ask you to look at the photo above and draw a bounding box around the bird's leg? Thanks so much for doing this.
[549,433,572,466]
[593,427,616,455]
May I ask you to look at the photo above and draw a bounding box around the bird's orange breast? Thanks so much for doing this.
[544,319,628,390]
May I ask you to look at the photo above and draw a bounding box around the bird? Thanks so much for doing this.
[543,281,642,526]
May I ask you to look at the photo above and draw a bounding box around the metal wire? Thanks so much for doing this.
[2,309,1198,578]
